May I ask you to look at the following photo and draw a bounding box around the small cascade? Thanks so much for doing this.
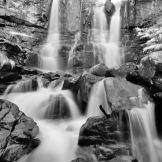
[3,78,41,95]
[128,89,162,162]
[92,0,124,68]
[86,79,111,117]
[44,90,80,119]
[39,0,60,71]
[0,52,15,68]
[2,79,84,162]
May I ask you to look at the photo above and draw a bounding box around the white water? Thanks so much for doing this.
[86,79,111,117]
[0,52,15,68]
[39,0,60,71]
[2,81,85,162]
[128,89,162,162]
[92,0,124,68]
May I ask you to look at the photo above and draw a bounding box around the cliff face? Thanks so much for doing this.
[0,0,52,66]
[1,0,162,69]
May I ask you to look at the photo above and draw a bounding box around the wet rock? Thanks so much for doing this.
[79,72,103,103]
[80,0,94,43]
[90,63,108,77]
[103,78,149,112]
[0,72,22,83]
[95,146,115,161]
[0,99,39,162]
[105,63,138,78]
[68,43,95,72]
[63,75,81,95]
[60,0,81,42]
[104,0,115,27]
[78,117,119,146]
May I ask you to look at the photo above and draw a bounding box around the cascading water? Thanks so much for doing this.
[2,79,85,162]
[92,0,124,68]
[86,79,111,117]
[39,0,60,71]
[128,89,162,162]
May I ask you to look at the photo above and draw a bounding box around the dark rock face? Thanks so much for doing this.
[0,99,39,162]
[76,116,132,162]
[78,117,119,146]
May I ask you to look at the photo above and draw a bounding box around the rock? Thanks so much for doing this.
[60,0,81,41]
[139,54,157,81]
[63,75,81,95]
[104,0,115,16]
[104,0,115,27]
[95,146,115,161]
[105,63,138,78]
[108,156,134,162]
[0,72,22,83]
[103,78,149,112]
[78,117,119,146]
[68,43,95,71]
[0,99,39,162]
[79,72,103,103]
[90,63,108,77]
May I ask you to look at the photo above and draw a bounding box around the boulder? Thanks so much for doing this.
[78,117,119,146]
[90,63,108,77]
[0,99,39,162]
[104,0,115,28]
[63,75,81,95]
[103,78,149,112]
[104,0,115,16]
[105,63,138,78]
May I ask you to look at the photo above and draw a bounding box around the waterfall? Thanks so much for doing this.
[2,79,85,162]
[39,0,60,71]
[92,0,124,68]
[86,79,111,117]
[128,89,162,162]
